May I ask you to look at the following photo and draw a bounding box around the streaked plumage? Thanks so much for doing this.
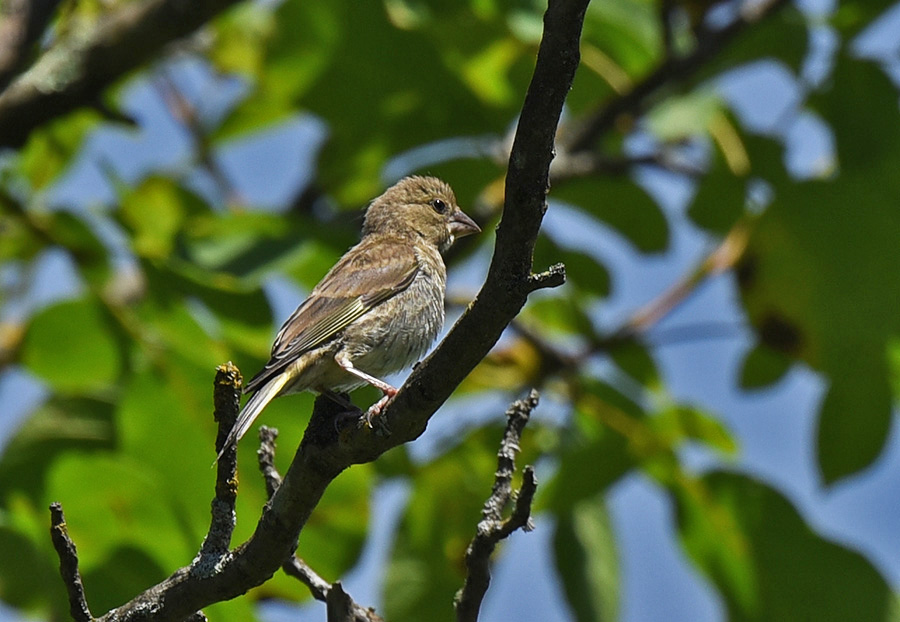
[218,176,480,457]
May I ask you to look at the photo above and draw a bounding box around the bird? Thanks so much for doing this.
[217,176,480,459]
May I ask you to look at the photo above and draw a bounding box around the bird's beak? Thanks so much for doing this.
[449,210,481,239]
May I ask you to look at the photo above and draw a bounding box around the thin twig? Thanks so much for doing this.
[154,70,242,205]
[562,0,790,154]
[526,263,567,293]
[256,426,383,622]
[191,362,241,575]
[282,556,330,602]
[454,390,540,622]
[49,502,92,622]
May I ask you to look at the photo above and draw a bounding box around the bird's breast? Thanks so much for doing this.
[340,255,446,378]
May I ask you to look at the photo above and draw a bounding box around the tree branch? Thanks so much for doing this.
[0,0,243,148]
[455,390,540,622]
[0,0,63,92]
[49,502,92,622]
[191,362,241,574]
[257,425,383,622]
[63,1,587,618]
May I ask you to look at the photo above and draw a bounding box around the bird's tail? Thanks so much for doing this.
[216,373,290,463]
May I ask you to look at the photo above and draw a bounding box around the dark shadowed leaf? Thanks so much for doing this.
[738,343,791,389]
[553,495,620,622]
[675,471,892,621]
[738,53,900,482]
[553,176,669,253]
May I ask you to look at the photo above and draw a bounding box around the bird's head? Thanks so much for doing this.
[362,176,481,253]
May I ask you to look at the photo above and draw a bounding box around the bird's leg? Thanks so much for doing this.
[334,353,398,395]
[334,354,397,432]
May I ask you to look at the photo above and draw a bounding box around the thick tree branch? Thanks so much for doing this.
[0,0,242,148]
[49,502,92,622]
[0,0,63,92]
[454,390,539,622]
[75,1,585,618]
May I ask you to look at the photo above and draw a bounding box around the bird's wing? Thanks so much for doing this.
[245,239,420,393]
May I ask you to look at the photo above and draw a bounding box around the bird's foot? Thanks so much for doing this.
[359,394,392,436]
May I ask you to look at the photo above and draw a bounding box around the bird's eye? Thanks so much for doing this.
[430,198,447,214]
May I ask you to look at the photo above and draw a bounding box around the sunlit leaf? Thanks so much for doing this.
[21,298,123,392]
[118,177,207,259]
[646,90,724,142]
[0,396,115,505]
[650,405,737,455]
[44,454,193,572]
[18,110,100,191]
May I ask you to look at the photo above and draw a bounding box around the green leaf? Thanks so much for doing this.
[649,405,737,455]
[385,425,524,622]
[181,210,290,274]
[44,454,194,572]
[21,298,123,392]
[295,463,372,581]
[0,209,43,262]
[702,6,808,75]
[140,259,272,359]
[609,338,660,388]
[582,0,661,77]
[118,177,207,259]
[45,211,111,285]
[209,3,275,76]
[738,53,900,482]
[542,423,634,515]
[18,110,100,190]
[738,343,791,389]
[689,162,748,235]
[646,89,724,142]
[832,0,900,38]
[521,294,597,337]
[81,546,168,615]
[553,495,620,622]
[534,233,611,298]
[223,0,525,204]
[0,396,115,506]
[554,176,669,253]
[675,472,893,621]
[0,524,65,616]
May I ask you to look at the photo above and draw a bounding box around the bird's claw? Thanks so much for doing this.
[359,395,392,436]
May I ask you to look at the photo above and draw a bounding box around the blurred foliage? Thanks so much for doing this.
[1,0,900,620]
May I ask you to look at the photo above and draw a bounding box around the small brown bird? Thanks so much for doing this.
[219,176,480,457]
